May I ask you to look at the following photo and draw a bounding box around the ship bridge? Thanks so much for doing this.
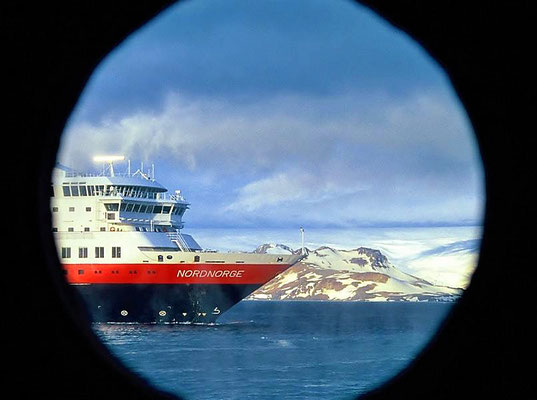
[51,159,190,234]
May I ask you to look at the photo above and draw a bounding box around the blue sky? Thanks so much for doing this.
[58,0,485,229]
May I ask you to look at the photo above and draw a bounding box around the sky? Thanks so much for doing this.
[58,0,485,230]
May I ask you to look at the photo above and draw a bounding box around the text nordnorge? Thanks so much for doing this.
[176,269,246,278]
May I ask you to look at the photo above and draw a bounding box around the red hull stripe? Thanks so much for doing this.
[63,263,290,285]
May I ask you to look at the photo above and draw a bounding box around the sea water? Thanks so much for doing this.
[93,226,477,398]
[94,301,453,400]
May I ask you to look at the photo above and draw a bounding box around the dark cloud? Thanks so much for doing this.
[70,0,446,123]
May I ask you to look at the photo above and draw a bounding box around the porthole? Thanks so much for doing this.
[52,0,487,399]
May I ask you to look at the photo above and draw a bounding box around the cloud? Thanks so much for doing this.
[73,0,445,122]
[226,170,370,212]
[59,88,484,227]
[62,89,478,170]
[56,0,485,228]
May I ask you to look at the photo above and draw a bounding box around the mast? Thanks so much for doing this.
[93,155,125,177]
[300,227,305,255]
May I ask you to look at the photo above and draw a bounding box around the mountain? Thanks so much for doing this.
[248,244,462,301]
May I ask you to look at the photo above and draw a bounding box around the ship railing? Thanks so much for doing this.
[168,193,185,201]
[155,193,186,201]
[166,232,191,252]
[64,171,146,179]
[91,190,186,202]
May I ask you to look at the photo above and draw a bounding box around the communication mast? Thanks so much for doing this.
[300,227,305,255]
[93,155,125,177]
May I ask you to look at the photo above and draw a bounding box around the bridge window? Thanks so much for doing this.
[79,186,87,196]
[105,203,119,211]
[153,205,162,213]
[62,186,70,196]
[163,206,171,214]
[71,185,79,196]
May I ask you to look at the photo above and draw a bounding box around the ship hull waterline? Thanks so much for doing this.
[72,283,261,324]
[64,261,292,323]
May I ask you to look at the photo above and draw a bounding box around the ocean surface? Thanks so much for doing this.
[94,301,454,400]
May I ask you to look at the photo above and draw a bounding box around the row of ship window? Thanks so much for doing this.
[61,246,121,259]
[115,202,185,215]
[71,269,159,275]
[51,203,185,215]
[61,247,174,262]
[53,227,171,232]
[52,206,92,212]
[53,184,162,199]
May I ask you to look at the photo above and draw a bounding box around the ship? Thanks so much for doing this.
[51,156,302,323]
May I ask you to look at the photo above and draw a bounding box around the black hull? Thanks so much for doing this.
[73,284,261,323]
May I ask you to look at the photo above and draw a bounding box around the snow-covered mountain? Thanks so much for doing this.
[248,244,462,301]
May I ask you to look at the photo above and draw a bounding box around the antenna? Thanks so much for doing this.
[300,227,305,255]
[93,155,125,177]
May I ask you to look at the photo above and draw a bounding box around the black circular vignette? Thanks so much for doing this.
[4,1,535,399]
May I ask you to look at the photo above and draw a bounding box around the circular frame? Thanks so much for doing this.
[5,1,534,399]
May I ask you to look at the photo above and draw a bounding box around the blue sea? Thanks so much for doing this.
[94,301,453,400]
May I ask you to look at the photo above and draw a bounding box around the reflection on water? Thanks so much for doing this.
[95,301,453,400]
